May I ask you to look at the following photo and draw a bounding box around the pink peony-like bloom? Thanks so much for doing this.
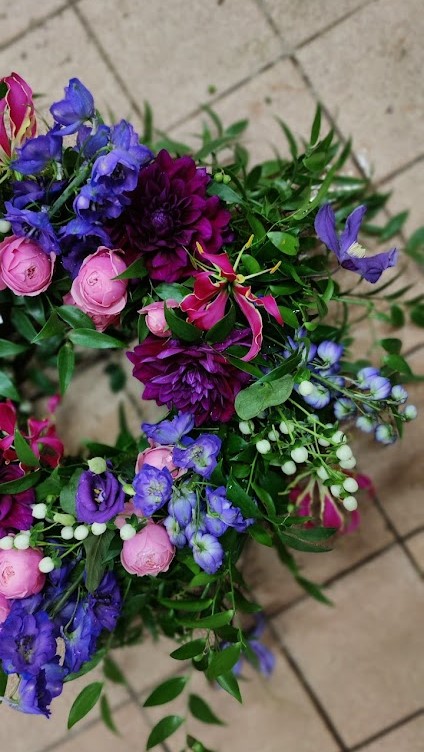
[138,299,179,337]
[0,547,45,599]
[0,593,11,624]
[121,521,175,576]
[0,235,55,296]
[135,443,185,479]
[0,72,37,162]
[68,246,128,331]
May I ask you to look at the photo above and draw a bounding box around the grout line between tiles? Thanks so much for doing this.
[375,153,424,188]
[0,2,71,52]
[372,496,424,579]
[349,707,424,751]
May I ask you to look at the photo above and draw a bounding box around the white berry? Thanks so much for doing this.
[268,429,280,442]
[281,460,297,475]
[330,484,342,498]
[31,503,47,520]
[14,533,30,550]
[336,444,353,461]
[298,380,314,397]
[239,421,253,435]
[343,477,359,493]
[316,466,329,481]
[120,523,137,541]
[340,457,357,469]
[0,219,11,234]
[0,535,14,550]
[74,525,89,541]
[290,446,308,464]
[331,430,345,444]
[61,526,74,540]
[91,522,107,536]
[279,420,293,435]
[318,437,330,447]
[256,439,271,455]
[38,557,55,574]
[343,496,358,511]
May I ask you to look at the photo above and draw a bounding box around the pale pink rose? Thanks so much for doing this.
[69,247,128,331]
[0,593,11,624]
[135,443,185,479]
[0,236,55,296]
[121,521,175,576]
[0,547,45,599]
[114,501,144,530]
[138,299,179,337]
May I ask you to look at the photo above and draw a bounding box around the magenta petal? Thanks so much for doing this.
[321,494,344,529]
[256,293,284,326]
[235,291,263,361]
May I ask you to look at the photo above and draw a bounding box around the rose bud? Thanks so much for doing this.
[0,235,55,296]
[138,299,179,337]
[135,444,185,479]
[0,72,37,163]
[0,593,11,624]
[121,521,175,576]
[68,247,128,332]
[0,547,46,599]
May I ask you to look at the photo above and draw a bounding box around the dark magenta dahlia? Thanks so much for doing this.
[127,331,250,425]
[0,462,34,538]
[110,149,232,282]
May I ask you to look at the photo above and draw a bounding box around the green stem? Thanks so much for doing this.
[48,165,91,218]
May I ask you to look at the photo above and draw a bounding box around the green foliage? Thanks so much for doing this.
[67,682,103,729]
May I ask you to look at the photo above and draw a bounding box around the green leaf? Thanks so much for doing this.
[11,308,37,341]
[380,211,408,241]
[103,656,126,685]
[278,305,299,329]
[296,575,332,605]
[0,662,7,702]
[277,529,332,553]
[146,715,185,749]
[226,476,259,519]
[390,304,405,328]
[59,468,83,515]
[186,734,216,752]
[235,375,294,419]
[216,671,242,703]
[188,694,224,725]
[248,524,273,547]
[100,694,119,735]
[154,282,190,303]
[205,304,236,344]
[207,644,241,680]
[67,681,103,729]
[0,372,20,402]
[0,339,28,358]
[58,342,75,396]
[170,639,207,661]
[0,472,39,495]
[310,103,322,145]
[405,226,424,264]
[207,182,243,204]
[65,649,107,682]
[69,328,126,349]
[276,117,298,160]
[383,353,412,375]
[57,305,96,330]
[113,256,147,280]
[379,338,402,354]
[144,676,188,707]
[177,610,234,630]
[164,305,202,343]
[83,530,115,593]
[267,231,299,256]
[159,598,214,612]
[32,312,65,343]
[14,429,39,467]
[410,303,424,327]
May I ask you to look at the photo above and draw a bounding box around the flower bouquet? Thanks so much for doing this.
[0,74,421,750]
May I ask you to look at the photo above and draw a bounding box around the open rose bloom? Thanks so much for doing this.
[67,246,128,331]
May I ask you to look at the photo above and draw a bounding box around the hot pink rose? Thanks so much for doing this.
[69,247,128,331]
[0,236,55,296]
[138,299,179,337]
[121,521,175,576]
[0,547,45,599]
[0,72,37,161]
[135,443,185,479]
[0,593,10,624]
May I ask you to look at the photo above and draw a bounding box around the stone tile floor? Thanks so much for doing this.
[1,0,423,750]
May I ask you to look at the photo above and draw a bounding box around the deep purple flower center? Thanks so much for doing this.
[151,209,173,234]
[18,634,35,663]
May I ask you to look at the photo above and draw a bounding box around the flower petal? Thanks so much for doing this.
[342,247,398,283]
[314,204,340,255]
[339,205,367,256]
[234,289,264,361]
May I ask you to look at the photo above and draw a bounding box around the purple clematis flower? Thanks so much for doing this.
[173,435,222,479]
[142,412,195,445]
[50,78,95,135]
[315,204,398,283]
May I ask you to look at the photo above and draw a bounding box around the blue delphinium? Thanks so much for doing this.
[4,203,61,255]
[142,412,195,445]
[168,484,197,528]
[88,572,122,632]
[14,661,65,717]
[191,532,224,574]
[173,435,222,478]
[0,606,57,676]
[133,464,173,516]
[12,131,62,175]
[62,602,99,674]
[50,78,95,135]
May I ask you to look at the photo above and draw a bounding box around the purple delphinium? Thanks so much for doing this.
[133,464,173,517]
[59,218,112,277]
[127,331,251,426]
[62,603,99,674]
[50,78,95,135]
[191,532,224,574]
[4,203,61,255]
[76,469,125,524]
[315,204,398,283]
[14,661,65,717]
[142,412,195,445]
[109,148,232,282]
[173,435,222,479]
[0,608,57,676]
[76,123,110,159]
[164,516,187,548]
[168,484,197,527]
[313,341,344,376]
[205,486,253,533]
[88,572,121,632]
[11,132,62,175]
[334,397,356,420]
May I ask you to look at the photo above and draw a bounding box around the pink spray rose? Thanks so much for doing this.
[68,247,128,331]
[0,236,55,296]
[0,547,45,599]
[121,521,175,576]
[138,299,179,337]
[0,593,11,624]
[135,443,185,479]
[0,72,37,162]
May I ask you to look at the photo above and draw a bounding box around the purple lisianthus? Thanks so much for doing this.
[173,435,221,479]
[315,204,398,283]
[63,603,99,674]
[110,148,232,282]
[88,572,121,632]
[142,412,195,445]
[127,331,251,426]
[76,469,125,524]
[133,464,173,517]
[50,78,95,135]
[4,203,61,255]
[191,532,224,574]
[0,608,57,676]
[11,131,62,174]
[0,462,34,538]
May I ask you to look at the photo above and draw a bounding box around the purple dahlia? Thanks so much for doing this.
[110,149,232,282]
[0,462,34,538]
[127,331,250,426]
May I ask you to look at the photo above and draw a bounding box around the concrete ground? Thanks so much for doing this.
[0,0,423,750]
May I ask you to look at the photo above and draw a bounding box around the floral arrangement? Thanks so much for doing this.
[0,73,422,750]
